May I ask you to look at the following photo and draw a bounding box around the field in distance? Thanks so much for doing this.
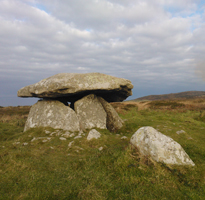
[130,91,205,101]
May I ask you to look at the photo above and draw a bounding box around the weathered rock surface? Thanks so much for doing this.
[87,129,101,140]
[130,126,195,166]
[98,97,123,132]
[74,94,107,130]
[17,72,133,102]
[24,100,80,132]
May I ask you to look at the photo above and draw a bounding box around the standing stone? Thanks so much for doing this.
[74,94,107,130]
[24,100,80,132]
[130,126,195,166]
[98,97,123,132]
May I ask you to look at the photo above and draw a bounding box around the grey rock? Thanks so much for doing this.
[45,130,51,134]
[87,129,101,141]
[121,136,127,140]
[24,100,80,132]
[69,133,75,137]
[55,131,63,136]
[74,135,82,139]
[75,146,84,151]
[59,137,66,141]
[61,132,75,138]
[17,73,133,102]
[31,137,36,142]
[31,137,51,142]
[49,131,63,136]
[98,97,123,132]
[176,130,186,134]
[13,142,20,145]
[68,141,74,148]
[50,132,56,136]
[130,126,195,166]
[74,94,107,130]
[99,147,103,151]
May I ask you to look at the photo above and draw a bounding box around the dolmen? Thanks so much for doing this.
[18,72,133,132]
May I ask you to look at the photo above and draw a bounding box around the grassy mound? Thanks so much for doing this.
[0,102,205,199]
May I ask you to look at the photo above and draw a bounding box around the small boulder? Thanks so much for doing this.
[74,135,82,139]
[99,147,103,151]
[31,137,51,142]
[24,100,80,132]
[61,132,71,138]
[74,94,107,130]
[176,130,186,134]
[45,130,51,134]
[130,126,195,166]
[68,141,74,148]
[87,129,101,141]
[59,137,66,141]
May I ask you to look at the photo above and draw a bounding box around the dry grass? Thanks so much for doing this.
[111,101,150,114]
[121,98,205,112]
[0,106,30,123]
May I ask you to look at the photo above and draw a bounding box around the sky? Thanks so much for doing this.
[0,0,205,106]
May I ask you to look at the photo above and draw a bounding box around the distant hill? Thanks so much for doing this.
[130,91,205,101]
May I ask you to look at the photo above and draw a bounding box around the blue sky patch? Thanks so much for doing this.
[29,3,49,14]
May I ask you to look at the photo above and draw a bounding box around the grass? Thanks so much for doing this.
[0,100,205,199]
[148,100,185,109]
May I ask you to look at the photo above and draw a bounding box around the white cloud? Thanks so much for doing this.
[195,60,205,81]
[0,0,205,106]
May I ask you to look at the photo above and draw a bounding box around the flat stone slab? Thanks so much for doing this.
[17,73,133,102]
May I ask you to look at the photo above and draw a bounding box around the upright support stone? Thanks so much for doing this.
[98,97,123,132]
[24,100,80,132]
[74,94,107,130]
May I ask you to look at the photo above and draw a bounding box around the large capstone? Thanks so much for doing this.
[24,100,80,132]
[130,126,195,166]
[74,94,107,130]
[17,72,133,102]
